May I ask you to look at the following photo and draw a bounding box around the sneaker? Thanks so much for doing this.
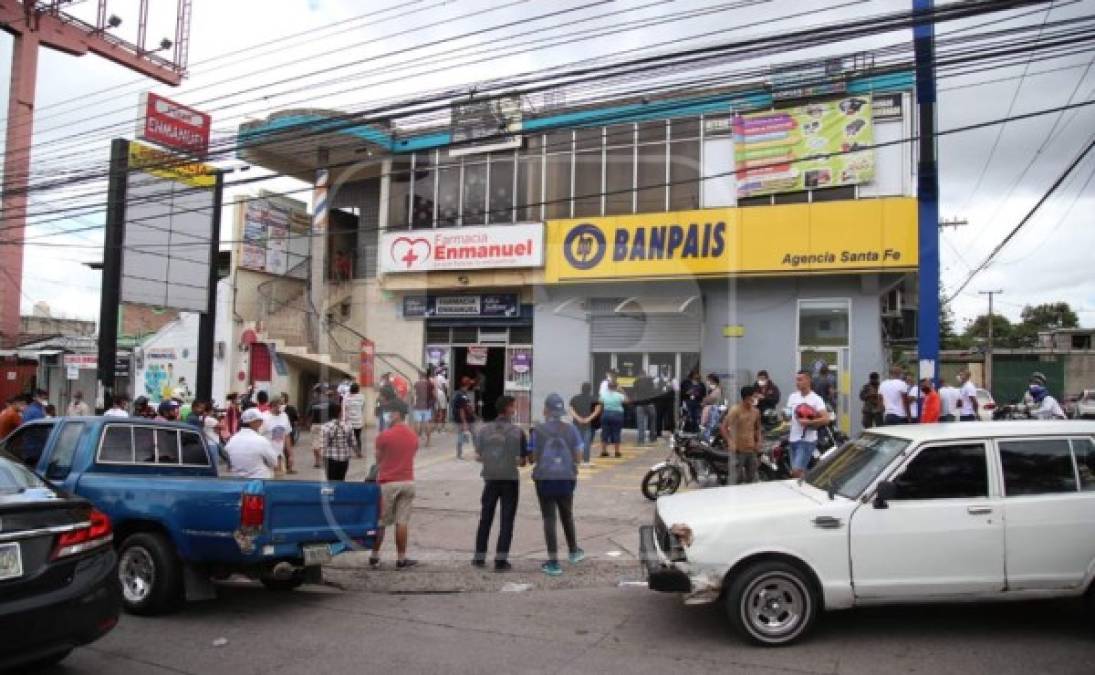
[494,560,513,572]
[396,559,418,569]
[581,462,594,468]
[368,556,380,568]
[568,549,587,565]
[541,561,563,576]
[471,559,487,569]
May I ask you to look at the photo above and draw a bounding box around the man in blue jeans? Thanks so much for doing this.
[785,370,830,479]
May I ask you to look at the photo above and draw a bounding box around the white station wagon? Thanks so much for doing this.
[640,421,1095,645]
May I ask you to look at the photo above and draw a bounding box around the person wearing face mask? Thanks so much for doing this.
[753,370,781,413]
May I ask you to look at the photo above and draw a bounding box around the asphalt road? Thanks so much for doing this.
[39,430,1095,673]
[55,583,1095,675]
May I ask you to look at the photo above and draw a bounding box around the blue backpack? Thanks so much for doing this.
[532,421,578,481]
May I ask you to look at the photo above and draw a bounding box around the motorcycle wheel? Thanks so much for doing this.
[757,463,777,482]
[641,466,683,501]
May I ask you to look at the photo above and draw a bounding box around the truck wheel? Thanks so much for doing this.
[118,532,182,615]
[725,561,818,646]
[260,575,305,591]
[641,466,682,501]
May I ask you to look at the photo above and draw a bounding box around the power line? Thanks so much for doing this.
[10,2,1090,202]
[946,134,1095,302]
[4,97,1093,255]
[6,0,1064,177]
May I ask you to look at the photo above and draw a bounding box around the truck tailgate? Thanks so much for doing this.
[262,480,380,548]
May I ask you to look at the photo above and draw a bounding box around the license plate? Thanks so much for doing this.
[0,542,23,581]
[302,543,332,566]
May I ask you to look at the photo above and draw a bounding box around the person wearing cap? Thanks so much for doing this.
[370,400,418,569]
[21,389,49,423]
[155,399,181,422]
[103,394,129,418]
[225,408,279,479]
[66,391,91,417]
[530,393,584,577]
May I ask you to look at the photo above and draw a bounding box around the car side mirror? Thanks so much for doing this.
[873,480,897,509]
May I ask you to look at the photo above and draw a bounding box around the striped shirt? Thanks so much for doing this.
[321,419,358,461]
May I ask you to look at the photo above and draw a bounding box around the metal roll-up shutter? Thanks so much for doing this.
[590,298,701,352]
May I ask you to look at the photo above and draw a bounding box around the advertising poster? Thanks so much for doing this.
[241,194,310,275]
[734,95,874,198]
[467,346,489,367]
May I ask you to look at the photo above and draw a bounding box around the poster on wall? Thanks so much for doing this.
[240,193,310,277]
[466,346,489,367]
[733,95,874,198]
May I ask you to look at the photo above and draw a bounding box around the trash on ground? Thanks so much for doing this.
[500,582,533,592]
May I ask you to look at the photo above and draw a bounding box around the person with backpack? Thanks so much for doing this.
[530,393,585,577]
[452,377,477,459]
[472,395,529,571]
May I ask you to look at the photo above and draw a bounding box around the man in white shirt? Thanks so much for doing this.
[103,394,129,418]
[958,370,979,421]
[261,398,294,474]
[905,372,921,423]
[785,370,830,479]
[879,365,910,425]
[341,383,366,458]
[226,408,279,479]
[938,382,961,422]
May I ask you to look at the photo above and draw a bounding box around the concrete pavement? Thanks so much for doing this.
[287,424,668,592]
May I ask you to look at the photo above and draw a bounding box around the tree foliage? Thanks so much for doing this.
[960,301,1080,349]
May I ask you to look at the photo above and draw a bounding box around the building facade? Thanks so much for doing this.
[238,66,919,432]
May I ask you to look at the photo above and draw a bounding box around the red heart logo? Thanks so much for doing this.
[390,236,431,270]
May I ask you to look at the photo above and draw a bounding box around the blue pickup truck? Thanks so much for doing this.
[1,416,380,615]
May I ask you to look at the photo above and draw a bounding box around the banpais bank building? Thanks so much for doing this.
[236,63,918,433]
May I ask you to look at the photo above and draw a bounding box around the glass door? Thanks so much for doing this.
[798,299,851,432]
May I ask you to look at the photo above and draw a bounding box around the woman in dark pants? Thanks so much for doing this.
[531,394,585,577]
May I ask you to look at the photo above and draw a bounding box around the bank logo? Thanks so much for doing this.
[563,223,606,270]
[390,236,431,270]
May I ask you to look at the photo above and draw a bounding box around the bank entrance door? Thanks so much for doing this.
[797,299,851,433]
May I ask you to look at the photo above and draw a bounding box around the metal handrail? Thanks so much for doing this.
[323,317,419,385]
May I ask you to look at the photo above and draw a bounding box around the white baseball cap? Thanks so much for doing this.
[240,408,264,425]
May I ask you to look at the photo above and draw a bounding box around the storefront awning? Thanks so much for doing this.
[614,295,700,315]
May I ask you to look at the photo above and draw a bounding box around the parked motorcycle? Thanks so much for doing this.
[761,409,848,480]
[640,411,730,500]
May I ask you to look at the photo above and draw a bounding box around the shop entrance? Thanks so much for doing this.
[453,346,507,421]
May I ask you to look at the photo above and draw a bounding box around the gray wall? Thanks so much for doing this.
[531,274,885,434]
[702,274,885,435]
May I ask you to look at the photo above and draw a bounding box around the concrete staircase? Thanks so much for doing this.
[255,283,355,379]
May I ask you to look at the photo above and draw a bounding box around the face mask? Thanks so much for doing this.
[757,379,767,386]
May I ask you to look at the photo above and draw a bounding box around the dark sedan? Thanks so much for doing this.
[0,454,120,671]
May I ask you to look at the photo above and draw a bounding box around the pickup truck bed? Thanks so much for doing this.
[2,417,380,614]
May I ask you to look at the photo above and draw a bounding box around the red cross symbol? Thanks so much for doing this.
[401,248,419,268]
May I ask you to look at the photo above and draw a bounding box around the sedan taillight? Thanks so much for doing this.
[51,509,113,560]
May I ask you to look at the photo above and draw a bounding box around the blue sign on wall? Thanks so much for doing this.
[403,293,519,319]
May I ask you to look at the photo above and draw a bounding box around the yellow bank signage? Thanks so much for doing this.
[545,197,917,283]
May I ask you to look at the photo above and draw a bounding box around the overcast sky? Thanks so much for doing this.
[1,0,1092,329]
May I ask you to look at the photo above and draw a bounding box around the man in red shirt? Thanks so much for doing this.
[920,379,942,423]
[370,401,419,569]
[0,395,27,440]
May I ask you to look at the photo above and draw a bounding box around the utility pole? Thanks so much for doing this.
[914,0,940,384]
[979,289,1003,393]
